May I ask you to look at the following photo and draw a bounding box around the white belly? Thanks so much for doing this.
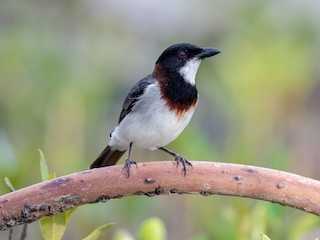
[108,83,197,151]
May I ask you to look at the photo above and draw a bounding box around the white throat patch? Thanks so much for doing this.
[178,59,201,85]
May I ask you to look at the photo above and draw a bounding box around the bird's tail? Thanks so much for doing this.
[90,146,126,169]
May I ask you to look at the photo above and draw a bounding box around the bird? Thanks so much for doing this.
[90,43,220,177]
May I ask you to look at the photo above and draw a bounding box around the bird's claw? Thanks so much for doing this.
[174,155,193,176]
[122,158,137,178]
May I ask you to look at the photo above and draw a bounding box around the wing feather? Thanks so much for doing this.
[118,75,156,123]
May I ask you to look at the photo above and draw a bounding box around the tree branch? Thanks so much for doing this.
[1,161,320,230]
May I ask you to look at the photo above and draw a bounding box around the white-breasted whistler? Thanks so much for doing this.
[90,43,220,177]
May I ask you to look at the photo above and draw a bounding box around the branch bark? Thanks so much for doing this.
[1,161,320,230]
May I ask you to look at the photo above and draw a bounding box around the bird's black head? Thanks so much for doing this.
[155,43,220,85]
[156,43,220,71]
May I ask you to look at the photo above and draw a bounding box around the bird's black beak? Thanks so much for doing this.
[197,48,221,59]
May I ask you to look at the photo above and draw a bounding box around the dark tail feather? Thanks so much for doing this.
[90,146,126,169]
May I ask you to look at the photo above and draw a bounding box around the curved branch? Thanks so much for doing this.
[1,161,320,230]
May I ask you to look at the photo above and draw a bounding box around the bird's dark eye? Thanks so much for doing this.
[178,50,187,59]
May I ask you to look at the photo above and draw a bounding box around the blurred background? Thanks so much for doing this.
[1,0,320,239]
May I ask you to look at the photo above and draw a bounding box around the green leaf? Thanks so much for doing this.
[259,233,271,240]
[48,171,57,180]
[39,208,77,240]
[39,149,49,181]
[38,149,76,240]
[83,223,114,240]
[139,217,166,240]
[113,229,135,240]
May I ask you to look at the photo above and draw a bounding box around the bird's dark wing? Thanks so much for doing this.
[118,75,156,123]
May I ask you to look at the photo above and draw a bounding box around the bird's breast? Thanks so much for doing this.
[109,82,197,151]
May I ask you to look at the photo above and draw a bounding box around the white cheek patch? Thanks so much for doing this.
[178,59,201,85]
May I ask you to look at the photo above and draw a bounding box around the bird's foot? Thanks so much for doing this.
[122,158,137,178]
[174,155,193,177]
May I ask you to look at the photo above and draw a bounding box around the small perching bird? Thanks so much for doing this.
[90,43,220,177]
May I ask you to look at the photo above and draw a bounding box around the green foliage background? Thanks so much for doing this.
[1,1,320,239]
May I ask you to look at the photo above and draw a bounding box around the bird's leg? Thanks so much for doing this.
[158,147,192,176]
[122,142,137,177]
